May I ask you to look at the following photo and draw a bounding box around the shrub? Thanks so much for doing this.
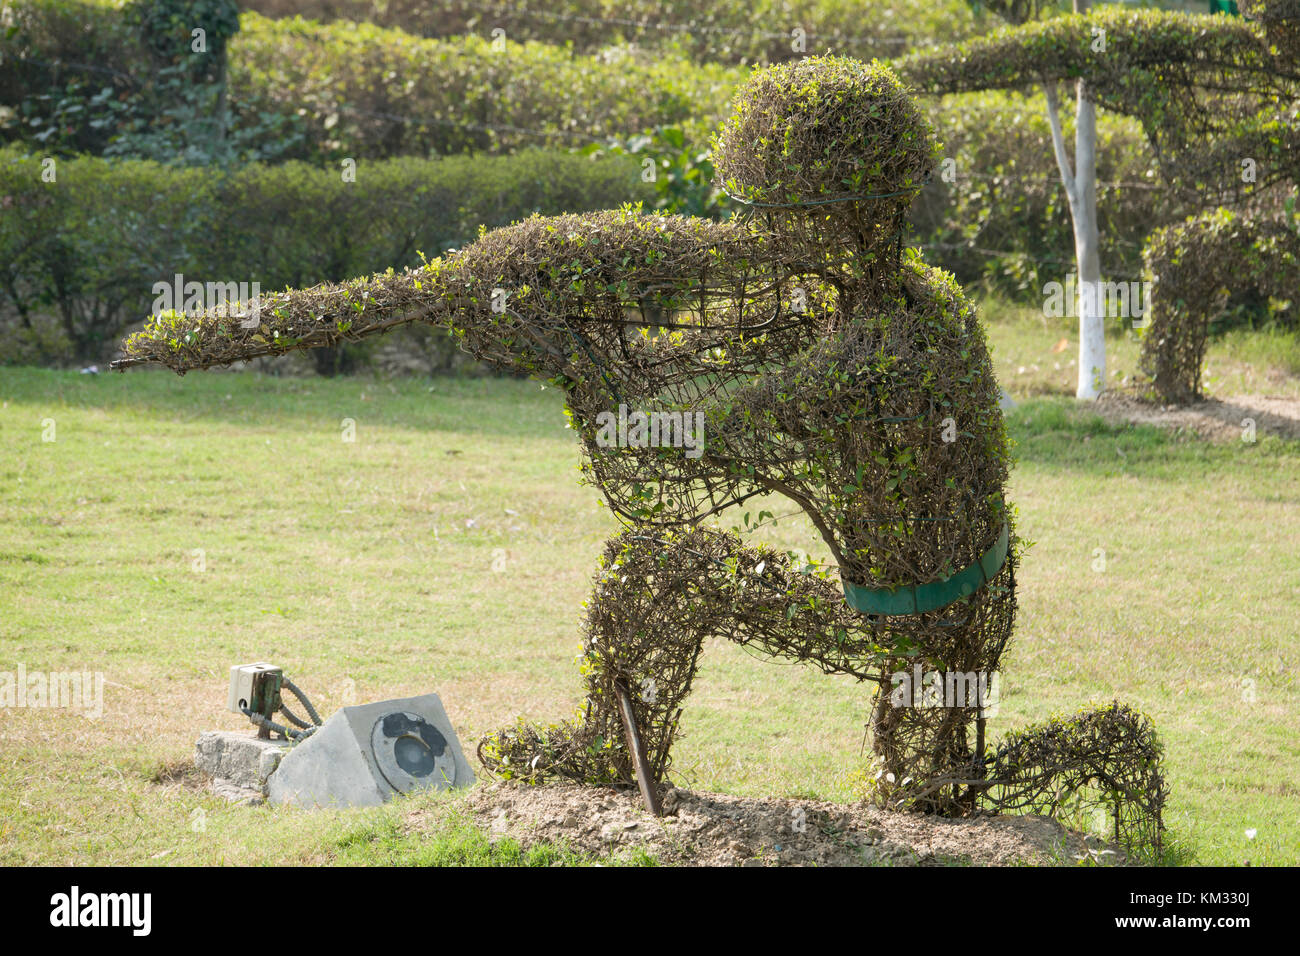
[0,0,137,156]
[0,3,742,162]
[224,12,740,162]
[580,125,730,219]
[0,146,650,365]
[0,0,269,163]
[0,1,1186,313]
[239,0,985,65]
[0,148,216,361]
[1139,203,1300,402]
[897,5,1299,208]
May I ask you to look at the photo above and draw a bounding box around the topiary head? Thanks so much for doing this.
[712,56,939,254]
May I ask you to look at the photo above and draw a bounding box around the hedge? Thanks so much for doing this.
[238,0,986,65]
[0,2,744,162]
[0,0,1201,357]
[0,146,651,365]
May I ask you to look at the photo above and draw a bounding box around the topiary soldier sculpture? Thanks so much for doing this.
[115,56,1166,850]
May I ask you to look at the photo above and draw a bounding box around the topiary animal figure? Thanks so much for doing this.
[115,56,1166,851]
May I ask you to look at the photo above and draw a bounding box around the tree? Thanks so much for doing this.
[912,0,1106,397]
[898,1,1299,400]
[1046,0,1104,400]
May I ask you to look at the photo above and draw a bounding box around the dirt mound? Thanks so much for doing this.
[457,782,1105,866]
[1094,391,1300,442]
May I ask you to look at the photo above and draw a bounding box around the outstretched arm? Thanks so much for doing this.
[112,261,453,373]
[112,207,812,379]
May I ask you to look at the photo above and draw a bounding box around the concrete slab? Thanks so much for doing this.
[195,730,290,795]
[268,693,473,809]
[212,780,265,805]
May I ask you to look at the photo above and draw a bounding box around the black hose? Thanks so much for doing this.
[282,677,323,726]
[279,704,313,729]
[242,707,316,741]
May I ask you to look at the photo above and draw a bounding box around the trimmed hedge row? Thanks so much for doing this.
[229,12,741,161]
[0,0,1205,372]
[239,0,985,65]
[0,10,1177,297]
[0,146,651,366]
[0,2,743,162]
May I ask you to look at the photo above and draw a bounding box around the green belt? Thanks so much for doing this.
[841,520,1009,616]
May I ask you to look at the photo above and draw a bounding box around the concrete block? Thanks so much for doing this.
[268,693,474,809]
[195,730,290,794]
[212,780,265,805]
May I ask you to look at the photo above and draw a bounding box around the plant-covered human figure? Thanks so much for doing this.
[116,56,1165,850]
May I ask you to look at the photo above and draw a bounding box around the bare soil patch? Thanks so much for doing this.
[451,782,1109,867]
[1093,391,1300,442]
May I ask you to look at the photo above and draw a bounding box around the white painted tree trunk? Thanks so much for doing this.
[1045,80,1106,400]
[1072,91,1105,400]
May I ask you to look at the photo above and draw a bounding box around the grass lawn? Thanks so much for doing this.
[1,303,1297,865]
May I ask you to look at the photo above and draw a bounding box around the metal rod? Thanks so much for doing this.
[613,678,663,817]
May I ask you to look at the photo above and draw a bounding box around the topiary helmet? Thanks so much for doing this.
[711,55,939,245]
